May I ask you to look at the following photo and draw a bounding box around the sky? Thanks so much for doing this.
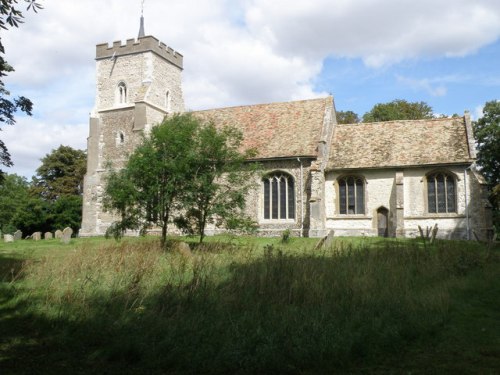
[2,0,499,179]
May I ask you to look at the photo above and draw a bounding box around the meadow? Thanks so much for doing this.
[0,235,499,374]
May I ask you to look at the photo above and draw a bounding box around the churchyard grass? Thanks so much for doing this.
[0,236,499,374]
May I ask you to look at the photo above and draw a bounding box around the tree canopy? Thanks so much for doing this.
[362,99,433,122]
[336,110,360,124]
[473,100,500,222]
[0,172,29,234]
[31,145,87,201]
[104,114,257,246]
[0,0,43,181]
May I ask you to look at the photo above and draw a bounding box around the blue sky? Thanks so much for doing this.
[1,0,499,178]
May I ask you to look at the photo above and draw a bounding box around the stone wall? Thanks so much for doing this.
[324,165,491,239]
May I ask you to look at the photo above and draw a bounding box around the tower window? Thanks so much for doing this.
[117,82,127,104]
[263,172,295,220]
[165,90,171,112]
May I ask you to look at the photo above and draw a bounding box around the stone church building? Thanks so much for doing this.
[80,31,492,240]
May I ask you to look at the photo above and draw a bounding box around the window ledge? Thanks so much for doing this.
[405,214,465,219]
[327,215,372,220]
[260,219,297,224]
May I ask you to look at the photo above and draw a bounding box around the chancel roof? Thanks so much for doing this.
[193,97,333,159]
[327,117,475,170]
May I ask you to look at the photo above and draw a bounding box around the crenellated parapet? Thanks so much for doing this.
[96,35,183,69]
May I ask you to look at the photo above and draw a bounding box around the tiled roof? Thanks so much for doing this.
[193,97,332,159]
[327,117,474,170]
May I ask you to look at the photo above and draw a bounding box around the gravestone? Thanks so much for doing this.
[54,229,63,239]
[4,234,14,243]
[62,227,73,244]
[32,232,42,241]
[44,232,53,240]
[13,230,22,240]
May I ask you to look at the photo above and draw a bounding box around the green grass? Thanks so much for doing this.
[0,236,499,374]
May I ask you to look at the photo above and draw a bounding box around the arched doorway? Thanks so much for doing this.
[377,207,389,237]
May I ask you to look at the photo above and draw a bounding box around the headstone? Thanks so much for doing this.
[32,232,42,241]
[61,227,73,244]
[54,229,63,239]
[4,234,14,243]
[13,230,22,240]
[174,241,192,257]
[44,232,53,240]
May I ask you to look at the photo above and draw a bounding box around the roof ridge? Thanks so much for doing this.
[192,96,332,113]
[338,116,461,126]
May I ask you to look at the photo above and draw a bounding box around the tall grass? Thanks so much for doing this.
[11,238,498,373]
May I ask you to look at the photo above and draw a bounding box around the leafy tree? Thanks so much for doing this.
[175,122,257,243]
[104,114,200,247]
[0,172,29,234]
[473,100,500,187]
[12,196,51,235]
[336,110,360,124]
[31,145,87,201]
[49,195,83,233]
[362,99,433,122]
[0,0,43,181]
[473,100,500,227]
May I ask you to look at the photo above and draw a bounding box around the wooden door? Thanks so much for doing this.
[377,207,389,237]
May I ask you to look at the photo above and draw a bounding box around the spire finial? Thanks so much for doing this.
[138,0,145,38]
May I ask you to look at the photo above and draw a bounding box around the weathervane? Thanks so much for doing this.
[138,0,145,38]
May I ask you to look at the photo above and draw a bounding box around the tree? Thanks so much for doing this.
[175,122,257,243]
[0,0,43,181]
[473,100,500,227]
[473,100,500,187]
[104,114,258,246]
[336,110,360,124]
[0,172,29,234]
[362,99,433,122]
[31,145,87,201]
[104,114,200,247]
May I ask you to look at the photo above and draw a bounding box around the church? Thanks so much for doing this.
[80,25,492,240]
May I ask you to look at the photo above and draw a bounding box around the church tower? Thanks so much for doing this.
[80,20,184,236]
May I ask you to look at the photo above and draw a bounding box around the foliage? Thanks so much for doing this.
[362,99,433,122]
[49,195,83,233]
[473,100,500,188]
[1,237,499,373]
[281,228,291,243]
[11,195,51,235]
[104,114,200,246]
[0,0,43,181]
[0,172,29,233]
[473,100,500,229]
[336,110,360,124]
[30,145,87,201]
[175,122,258,243]
[105,114,257,246]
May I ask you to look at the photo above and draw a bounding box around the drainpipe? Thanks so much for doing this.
[297,158,304,237]
[464,164,473,240]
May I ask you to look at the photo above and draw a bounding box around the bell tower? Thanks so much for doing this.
[81,16,185,236]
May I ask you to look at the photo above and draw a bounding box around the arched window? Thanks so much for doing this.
[263,173,295,220]
[338,175,364,214]
[117,82,127,104]
[427,171,456,213]
[165,90,171,112]
[116,131,125,146]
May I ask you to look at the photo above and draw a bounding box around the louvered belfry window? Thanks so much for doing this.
[427,172,456,213]
[263,173,295,220]
[338,176,364,214]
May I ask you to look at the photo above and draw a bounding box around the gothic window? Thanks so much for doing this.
[117,82,127,104]
[116,131,125,146]
[263,172,295,220]
[338,175,364,214]
[427,171,456,213]
[165,90,171,112]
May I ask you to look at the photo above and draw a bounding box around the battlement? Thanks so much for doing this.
[96,35,183,69]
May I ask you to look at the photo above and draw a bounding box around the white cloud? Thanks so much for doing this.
[1,0,499,177]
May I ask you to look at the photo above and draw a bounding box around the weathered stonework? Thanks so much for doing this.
[81,31,492,240]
